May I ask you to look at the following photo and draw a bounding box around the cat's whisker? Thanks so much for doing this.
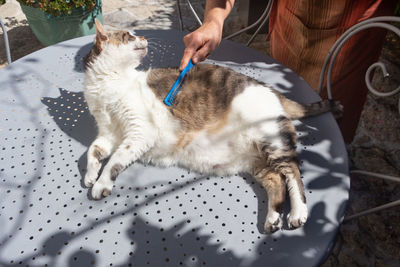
[140,58,152,68]
[146,38,165,45]
[147,42,162,51]
[147,39,160,44]
[146,44,158,50]
[147,40,168,49]
[146,46,163,58]
[146,37,163,42]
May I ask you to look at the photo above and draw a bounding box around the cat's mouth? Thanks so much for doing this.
[134,47,146,51]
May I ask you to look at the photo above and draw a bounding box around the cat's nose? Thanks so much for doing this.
[139,37,148,47]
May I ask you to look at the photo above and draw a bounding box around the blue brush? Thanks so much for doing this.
[164,60,195,106]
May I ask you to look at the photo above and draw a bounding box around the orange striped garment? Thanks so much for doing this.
[269,0,397,142]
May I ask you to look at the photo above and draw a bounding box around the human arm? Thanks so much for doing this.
[179,0,235,70]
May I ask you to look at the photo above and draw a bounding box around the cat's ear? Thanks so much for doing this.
[95,19,108,50]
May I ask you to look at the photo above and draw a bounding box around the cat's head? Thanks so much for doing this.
[88,19,148,67]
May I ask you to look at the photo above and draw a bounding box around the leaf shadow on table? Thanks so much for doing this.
[0,204,347,267]
[0,167,348,267]
[295,118,350,193]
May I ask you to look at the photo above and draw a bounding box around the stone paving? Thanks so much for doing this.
[0,0,399,266]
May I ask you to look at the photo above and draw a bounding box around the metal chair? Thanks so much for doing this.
[317,16,400,221]
[176,0,273,46]
[0,17,12,64]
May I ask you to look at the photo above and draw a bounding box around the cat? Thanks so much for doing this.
[83,20,342,233]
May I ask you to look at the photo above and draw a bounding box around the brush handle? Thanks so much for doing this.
[164,60,194,106]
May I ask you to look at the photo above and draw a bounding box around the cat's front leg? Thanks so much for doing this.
[91,138,150,199]
[84,136,114,187]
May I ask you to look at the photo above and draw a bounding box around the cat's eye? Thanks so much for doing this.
[120,32,135,43]
[127,33,137,42]
[128,32,138,40]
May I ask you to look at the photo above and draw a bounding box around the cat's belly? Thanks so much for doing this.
[142,131,257,176]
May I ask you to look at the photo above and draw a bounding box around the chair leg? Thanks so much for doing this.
[344,170,400,222]
[176,0,184,31]
[344,199,400,221]
[176,0,202,31]
[350,170,400,183]
[184,0,203,26]
[0,17,12,64]
[224,0,274,46]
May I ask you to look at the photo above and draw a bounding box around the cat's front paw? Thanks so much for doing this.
[91,180,113,200]
[264,211,283,234]
[287,202,308,229]
[84,173,98,188]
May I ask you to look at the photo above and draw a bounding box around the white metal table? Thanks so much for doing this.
[0,30,349,267]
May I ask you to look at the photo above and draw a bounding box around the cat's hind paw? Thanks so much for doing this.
[91,180,113,200]
[287,203,308,229]
[264,212,283,234]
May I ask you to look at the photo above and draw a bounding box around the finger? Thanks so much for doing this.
[180,48,196,71]
[180,31,206,70]
[192,43,212,64]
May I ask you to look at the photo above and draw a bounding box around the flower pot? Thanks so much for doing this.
[20,0,103,46]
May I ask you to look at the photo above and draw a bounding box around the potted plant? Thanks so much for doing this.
[17,0,103,46]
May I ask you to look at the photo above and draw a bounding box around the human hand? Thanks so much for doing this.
[179,20,223,71]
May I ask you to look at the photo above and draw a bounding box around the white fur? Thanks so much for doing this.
[84,37,306,231]
[286,176,308,228]
[85,44,286,178]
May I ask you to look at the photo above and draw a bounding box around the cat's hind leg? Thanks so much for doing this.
[254,169,286,233]
[255,116,307,231]
[281,161,308,229]
[255,158,307,232]
[276,117,308,229]
[84,136,114,187]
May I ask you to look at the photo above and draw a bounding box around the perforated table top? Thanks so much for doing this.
[0,30,349,267]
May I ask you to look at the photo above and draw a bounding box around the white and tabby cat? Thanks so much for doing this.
[84,20,341,233]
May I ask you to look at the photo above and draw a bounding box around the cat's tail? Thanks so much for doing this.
[278,96,343,120]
